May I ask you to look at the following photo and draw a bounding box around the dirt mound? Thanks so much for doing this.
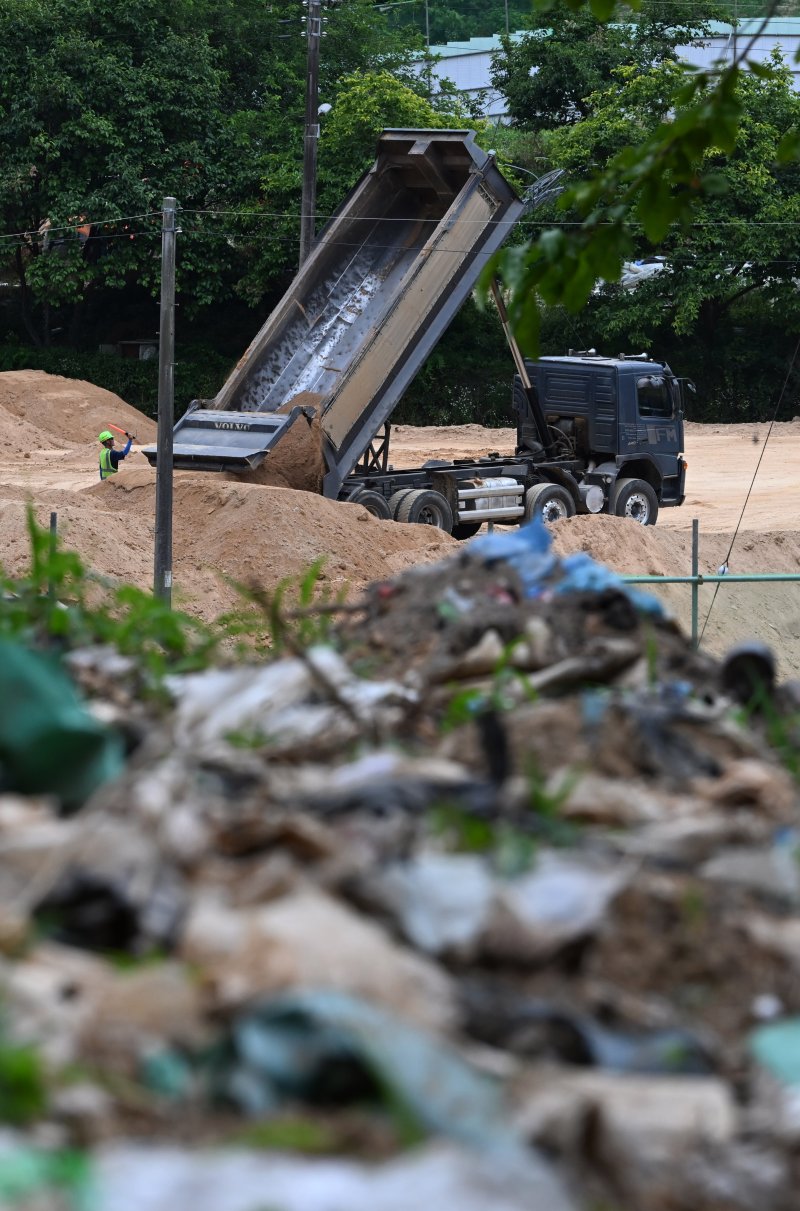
[549,514,800,678]
[549,512,689,576]
[0,370,157,451]
[90,470,455,618]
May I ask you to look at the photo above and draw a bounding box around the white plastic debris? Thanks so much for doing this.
[94,1141,579,1211]
[377,854,495,957]
[167,647,415,749]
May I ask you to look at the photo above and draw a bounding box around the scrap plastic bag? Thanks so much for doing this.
[469,514,666,615]
[219,989,509,1150]
[0,639,124,812]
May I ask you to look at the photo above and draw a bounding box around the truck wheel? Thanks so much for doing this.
[348,489,391,519]
[452,521,482,540]
[524,482,576,524]
[611,478,659,525]
[387,489,416,520]
[396,489,454,532]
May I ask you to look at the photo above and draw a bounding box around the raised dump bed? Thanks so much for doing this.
[144,129,529,494]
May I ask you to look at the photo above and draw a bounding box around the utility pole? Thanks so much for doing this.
[154,196,176,605]
[299,0,322,267]
[424,0,432,96]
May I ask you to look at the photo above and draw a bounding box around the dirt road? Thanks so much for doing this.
[392,419,800,534]
[3,371,800,675]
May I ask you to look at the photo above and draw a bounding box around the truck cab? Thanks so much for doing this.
[516,351,687,524]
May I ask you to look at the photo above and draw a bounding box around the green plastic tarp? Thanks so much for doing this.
[0,639,124,811]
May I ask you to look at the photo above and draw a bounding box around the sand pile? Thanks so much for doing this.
[70,465,452,619]
[234,393,326,493]
[0,370,157,450]
[549,512,689,576]
[0,374,453,620]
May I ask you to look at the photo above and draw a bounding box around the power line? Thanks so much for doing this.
[0,212,160,243]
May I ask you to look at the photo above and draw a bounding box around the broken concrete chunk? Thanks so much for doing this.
[86,961,209,1060]
[558,771,699,826]
[513,1067,738,1161]
[169,648,415,751]
[693,758,796,817]
[0,944,109,1068]
[614,810,769,865]
[372,853,495,958]
[180,886,456,1033]
[701,841,800,904]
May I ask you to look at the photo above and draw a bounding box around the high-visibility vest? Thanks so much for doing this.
[99,447,116,480]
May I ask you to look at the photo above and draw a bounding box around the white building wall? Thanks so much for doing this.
[418,20,800,120]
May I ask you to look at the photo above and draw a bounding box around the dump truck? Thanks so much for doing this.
[144,128,687,530]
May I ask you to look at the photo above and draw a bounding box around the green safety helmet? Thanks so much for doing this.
[98,430,114,442]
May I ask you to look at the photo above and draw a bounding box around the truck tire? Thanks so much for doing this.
[524,482,576,524]
[348,489,391,519]
[611,477,659,525]
[387,489,416,520]
[452,521,482,540]
[395,489,454,532]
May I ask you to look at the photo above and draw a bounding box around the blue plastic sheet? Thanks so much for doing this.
[222,990,514,1153]
[470,515,666,616]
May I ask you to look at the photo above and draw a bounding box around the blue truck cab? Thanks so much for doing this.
[515,351,688,526]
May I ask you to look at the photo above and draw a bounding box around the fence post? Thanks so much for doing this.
[691,517,699,649]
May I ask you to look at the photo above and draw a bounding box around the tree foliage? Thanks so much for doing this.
[490,7,798,353]
[490,0,727,128]
[0,0,236,344]
[537,52,800,416]
[550,53,800,335]
[0,0,424,344]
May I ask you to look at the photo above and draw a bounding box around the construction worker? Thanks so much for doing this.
[98,429,135,481]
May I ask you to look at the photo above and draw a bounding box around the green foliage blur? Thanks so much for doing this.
[0,1039,46,1125]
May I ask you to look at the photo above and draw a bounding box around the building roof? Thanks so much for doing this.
[427,17,800,59]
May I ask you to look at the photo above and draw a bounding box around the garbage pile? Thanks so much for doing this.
[2,519,800,1211]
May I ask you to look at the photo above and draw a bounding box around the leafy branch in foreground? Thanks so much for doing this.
[490,0,790,354]
[218,557,349,657]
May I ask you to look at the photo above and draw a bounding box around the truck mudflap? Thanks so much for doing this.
[141,406,312,472]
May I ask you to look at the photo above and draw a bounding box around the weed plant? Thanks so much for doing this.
[0,508,339,681]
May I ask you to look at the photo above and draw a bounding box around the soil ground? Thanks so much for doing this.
[3,370,800,675]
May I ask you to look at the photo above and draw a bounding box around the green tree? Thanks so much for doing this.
[0,0,424,344]
[490,0,726,129]
[486,0,800,364]
[150,0,428,309]
[544,53,800,416]
[318,70,472,185]
[0,0,236,345]
[550,54,800,333]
